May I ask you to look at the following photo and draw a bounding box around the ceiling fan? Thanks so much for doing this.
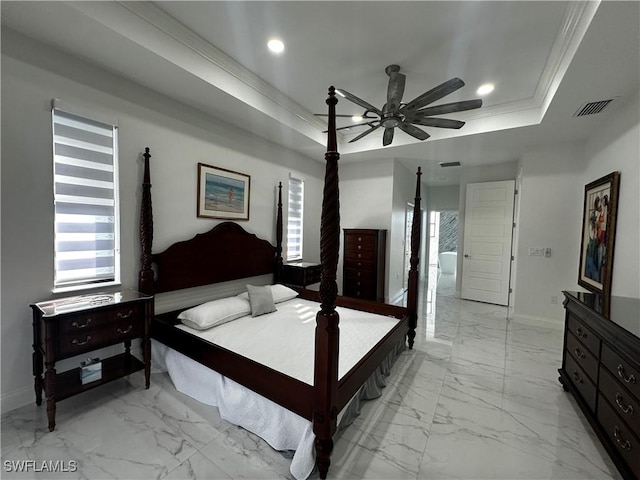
[319,65,483,146]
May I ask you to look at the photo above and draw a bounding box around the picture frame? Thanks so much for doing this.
[578,171,620,296]
[197,163,250,220]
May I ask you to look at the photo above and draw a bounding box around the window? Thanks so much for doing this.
[287,174,304,261]
[52,104,120,291]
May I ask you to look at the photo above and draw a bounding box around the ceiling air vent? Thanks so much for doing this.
[438,161,461,167]
[573,99,614,117]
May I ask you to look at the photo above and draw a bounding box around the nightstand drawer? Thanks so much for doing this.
[58,304,143,335]
[57,319,144,358]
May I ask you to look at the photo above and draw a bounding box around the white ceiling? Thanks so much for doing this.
[2,1,639,185]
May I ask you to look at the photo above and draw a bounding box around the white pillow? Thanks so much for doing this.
[237,284,298,304]
[178,297,251,330]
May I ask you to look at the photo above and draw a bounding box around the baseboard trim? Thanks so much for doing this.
[1,384,34,415]
[512,313,564,330]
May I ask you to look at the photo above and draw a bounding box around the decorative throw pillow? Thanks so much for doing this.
[178,297,251,330]
[245,284,277,317]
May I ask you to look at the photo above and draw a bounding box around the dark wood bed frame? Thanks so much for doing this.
[137,87,422,478]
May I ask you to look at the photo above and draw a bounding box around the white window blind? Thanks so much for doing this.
[52,107,120,290]
[287,175,304,261]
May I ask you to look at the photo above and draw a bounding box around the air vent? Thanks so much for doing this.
[438,161,461,168]
[574,99,614,117]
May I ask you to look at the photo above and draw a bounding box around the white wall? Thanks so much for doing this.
[583,92,640,298]
[389,161,422,303]
[1,30,324,413]
[339,159,393,297]
[427,185,460,212]
[513,144,586,326]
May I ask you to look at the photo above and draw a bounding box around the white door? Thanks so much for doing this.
[461,180,515,306]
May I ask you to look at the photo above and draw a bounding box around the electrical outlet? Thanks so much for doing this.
[528,247,544,256]
[544,248,552,257]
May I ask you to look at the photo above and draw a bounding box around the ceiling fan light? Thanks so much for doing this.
[476,83,495,96]
[351,115,363,122]
[267,38,285,54]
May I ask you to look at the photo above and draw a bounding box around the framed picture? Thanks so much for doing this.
[578,171,620,295]
[197,163,250,220]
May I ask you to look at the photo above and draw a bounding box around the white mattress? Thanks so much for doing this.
[175,298,400,385]
[152,297,402,480]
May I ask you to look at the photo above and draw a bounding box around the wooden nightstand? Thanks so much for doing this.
[282,262,322,288]
[31,290,153,431]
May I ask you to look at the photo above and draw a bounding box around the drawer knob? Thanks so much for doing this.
[117,324,133,335]
[71,335,92,346]
[117,310,133,319]
[357,237,362,241]
[575,327,588,339]
[357,253,361,258]
[572,371,584,384]
[71,318,92,329]
[574,347,586,360]
[357,272,361,277]
[613,427,632,451]
[615,393,634,415]
[617,364,637,384]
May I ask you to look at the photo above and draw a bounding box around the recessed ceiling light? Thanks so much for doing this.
[476,83,494,96]
[267,38,285,54]
[352,115,363,122]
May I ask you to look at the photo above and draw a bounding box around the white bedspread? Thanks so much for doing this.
[152,298,402,479]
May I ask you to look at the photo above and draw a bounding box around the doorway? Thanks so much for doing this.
[427,210,459,298]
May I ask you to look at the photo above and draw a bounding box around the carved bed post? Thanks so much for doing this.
[406,167,422,349]
[313,86,340,479]
[274,182,284,283]
[138,147,154,295]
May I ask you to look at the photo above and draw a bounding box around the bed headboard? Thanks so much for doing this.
[138,151,283,295]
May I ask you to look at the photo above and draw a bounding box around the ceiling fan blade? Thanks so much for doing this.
[383,127,395,146]
[386,72,406,111]
[336,89,383,116]
[329,121,379,133]
[414,99,483,117]
[409,117,465,129]
[348,124,382,143]
[401,77,465,113]
[315,113,367,118]
[398,122,430,140]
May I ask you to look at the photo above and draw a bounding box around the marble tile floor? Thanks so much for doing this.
[2,293,622,480]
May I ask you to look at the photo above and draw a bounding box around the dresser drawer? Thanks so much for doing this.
[566,331,599,382]
[344,272,376,290]
[343,258,376,272]
[564,352,597,412]
[344,248,377,262]
[344,233,377,251]
[566,314,600,356]
[598,393,640,478]
[599,366,640,434]
[58,303,143,336]
[57,319,144,358]
[343,283,376,299]
[601,344,640,401]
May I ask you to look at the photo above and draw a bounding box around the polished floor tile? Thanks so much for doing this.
[2,278,623,479]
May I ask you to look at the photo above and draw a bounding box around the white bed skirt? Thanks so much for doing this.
[151,339,405,479]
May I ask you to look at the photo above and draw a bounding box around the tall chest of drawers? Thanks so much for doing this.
[31,290,153,431]
[343,229,386,302]
[559,292,640,480]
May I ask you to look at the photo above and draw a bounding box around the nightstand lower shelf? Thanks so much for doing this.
[53,353,144,402]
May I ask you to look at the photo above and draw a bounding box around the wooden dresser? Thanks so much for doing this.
[282,262,322,288]
[31,290,153,431]
[343,229,386,302]
[559,291,640,480]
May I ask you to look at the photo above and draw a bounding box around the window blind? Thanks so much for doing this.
[53,108,120,289]
[287,175,304,261]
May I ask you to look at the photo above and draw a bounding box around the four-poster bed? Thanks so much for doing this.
[138,87,422,478]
